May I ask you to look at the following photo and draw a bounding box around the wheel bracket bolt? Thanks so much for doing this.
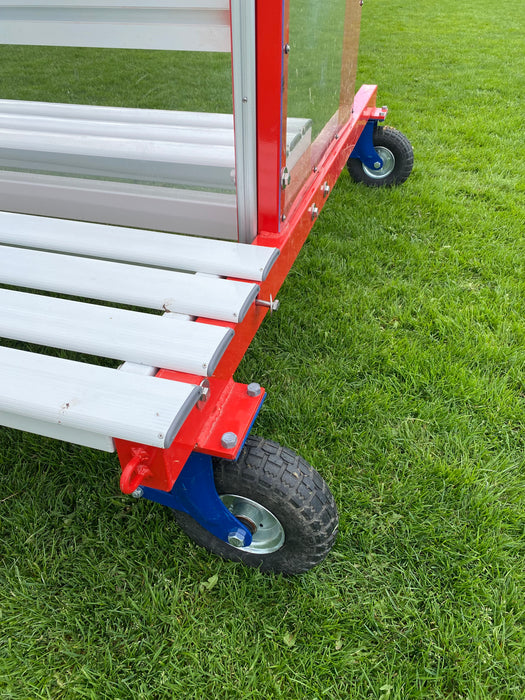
[228,528,247,548]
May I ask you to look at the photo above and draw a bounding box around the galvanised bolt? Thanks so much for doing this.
[321,182,330,197]
[310,204,319,221]
[131,487,144,499]
[228,528,247,548]
[247,382,261,397]
[221,432,238,449]
[373,161,382,169]
[284,43,291,54]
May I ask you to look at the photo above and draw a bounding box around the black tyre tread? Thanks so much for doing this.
[347,125,413,187]
[173,436,338,575]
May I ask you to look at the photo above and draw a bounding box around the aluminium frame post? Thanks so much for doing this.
[230,0,258,243]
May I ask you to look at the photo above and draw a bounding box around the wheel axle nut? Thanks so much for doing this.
[221,432,238,449]
[228,528,247,548]
[247,382,261,397]
[373,161,382,169]
[131,487,144,499]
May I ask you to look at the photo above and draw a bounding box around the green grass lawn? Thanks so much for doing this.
[1,0,525,697]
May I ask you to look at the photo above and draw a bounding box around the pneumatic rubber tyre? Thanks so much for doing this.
[173,436,339,575]
[347,125,414,187]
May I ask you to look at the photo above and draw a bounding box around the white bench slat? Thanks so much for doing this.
[0,101,234,129]
[0,245,259,323]
[0,113,234,146]
[0,212,279,282]
[0,288,234,376]
[0,410,116,451]
[0,173,238,240]
[0,127,235,190]
[0,1,231,52]
[0,345,202,448]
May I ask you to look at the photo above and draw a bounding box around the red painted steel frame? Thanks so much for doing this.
[116,85,379,492]
[116,0,381,493]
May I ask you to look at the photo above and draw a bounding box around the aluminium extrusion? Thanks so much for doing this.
[0,245,260,323]
[0,345,203,449]
[0,211,279,282]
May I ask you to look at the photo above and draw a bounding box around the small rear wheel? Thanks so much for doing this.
[347,125,413,187]
[173,436,338,574]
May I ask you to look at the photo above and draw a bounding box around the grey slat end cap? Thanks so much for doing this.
[237,284,260,323]
[206,327,235,376]
[259,248,280,282]
[163,384,203,449]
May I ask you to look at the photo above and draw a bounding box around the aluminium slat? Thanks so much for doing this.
[0,172,238,240]
[0,246,259,323]
[0,212,279,282]
[0,128,236,189]
[0,114,234,146]
[0,288,234,376]
[0,2,231,52]
[0,411,116,451]
[0,345,202,448]
[0,101,235,130]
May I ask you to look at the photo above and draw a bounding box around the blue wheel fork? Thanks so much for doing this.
[350,119,384,171]
[138,452,253,548]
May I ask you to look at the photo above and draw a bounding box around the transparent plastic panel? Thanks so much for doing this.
[285,0,361,208]
[0,46,234,192]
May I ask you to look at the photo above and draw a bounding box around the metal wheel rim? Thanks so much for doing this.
[220,494,285,554]
[362,146,395,179]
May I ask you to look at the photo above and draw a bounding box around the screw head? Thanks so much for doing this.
[310,204,319,221]
[228,528,247,548]
[280,167,291,189]
[131,487,144,499]
[221,432,238,449]
[373,161,382,169]
[284,43,291,54]
[247,382,261,397]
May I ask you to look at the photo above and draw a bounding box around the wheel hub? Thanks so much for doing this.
[220,494,285,554]
[362,146,396,179]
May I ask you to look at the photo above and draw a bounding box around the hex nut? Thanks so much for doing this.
[221,432,238,449]
[247,382,262,397]
[228,528,247,548]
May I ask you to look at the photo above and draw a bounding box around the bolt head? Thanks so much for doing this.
[221,431,238,449]
[131,487,144,499]
[373,161,382,169]
[228,528,247,548]
[247,382,261,397]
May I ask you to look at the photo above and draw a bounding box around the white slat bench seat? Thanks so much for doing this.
[0,212,279,282]
[0,210,278,450]
[0,345,202,450]
[0,288,234,376]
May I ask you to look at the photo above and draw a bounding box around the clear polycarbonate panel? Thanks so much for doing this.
[0,34,244,239]
[0,45,234,188]
[285,0,362,209]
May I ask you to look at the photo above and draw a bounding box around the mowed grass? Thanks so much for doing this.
[1,0,525,697]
